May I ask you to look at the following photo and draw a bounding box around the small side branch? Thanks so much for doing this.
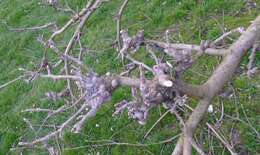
[147,39,227,56]
[49,0,94,40]
[143,110,170,140]
[247,43,259,77]
[116,0,129,50]
[22,108,53,113]
[71,108,98,133]
[125,55,153,72]
[18,101,89,147]
[213,27,245,46]
[0,76,24,90]
[40,74,79,80]
[4,22,56,32]
[206,123,237,155]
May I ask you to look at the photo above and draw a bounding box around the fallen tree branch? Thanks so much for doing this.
[172,15,260,155]
[9,1,259,153]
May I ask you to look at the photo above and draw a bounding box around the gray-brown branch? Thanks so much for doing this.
[172,15,260,155]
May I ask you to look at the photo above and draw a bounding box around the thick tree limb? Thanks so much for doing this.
[172,15,260,155]
[111,76,202,98]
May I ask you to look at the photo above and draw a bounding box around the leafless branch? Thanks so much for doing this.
[143,110,170,140]
[206,123,237,155]
[125,55,153,72]
[8,1,259,153]
[49,0,94,40]
[247,43,259,77]
[172,110,206,155]
[0,76,25,90]
[147,39,228,56]
[116,0,129,50]
[4,22,56,32]
[213,27,245,46]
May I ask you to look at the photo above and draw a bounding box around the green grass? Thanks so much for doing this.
[0,0,259,154]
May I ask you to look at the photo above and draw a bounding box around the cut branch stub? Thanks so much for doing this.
[113,79,178,125]
[152,63,173,87]
[113,65,177,125]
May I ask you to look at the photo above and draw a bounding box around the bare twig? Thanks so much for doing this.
[63,134,180,151]
[4,22,56,32]
[206,123,237,155]
[49,0,94,40]
[0,75,25,90]
[247,44,259,77]
[125,55,153,72]
[22,108,53,113]
[239,100,260,140]
[62,0,104,100]
[40,74,79,80]
[147,39,228,56]
[185,104,238,155]
[23,118,36,133]
[143,110,170,140]
[146,45,159,65]
[116,0,129,50]
[18,101,89,146]
[35,92,88,136]
[213,27,245,46]
[71,107,98,133]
